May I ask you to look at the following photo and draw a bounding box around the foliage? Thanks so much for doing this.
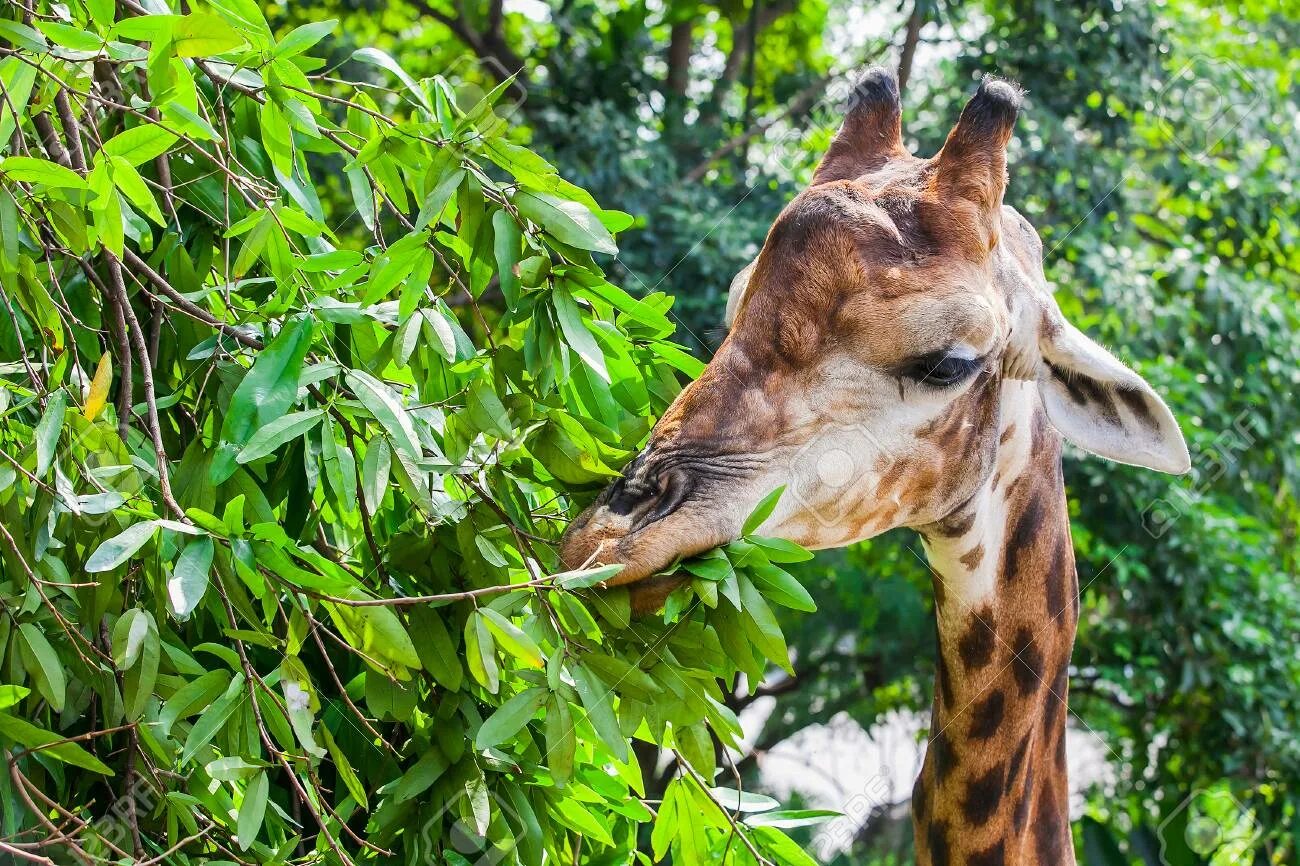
[0,2,829,864]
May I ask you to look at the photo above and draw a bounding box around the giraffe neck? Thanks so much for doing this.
[912,381,1080,866]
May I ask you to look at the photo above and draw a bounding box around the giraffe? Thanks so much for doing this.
[560,68,1189,864]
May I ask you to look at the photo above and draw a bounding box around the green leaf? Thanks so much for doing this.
[345,370,422,460]
[111,14,179,42]
[17,624,66,713]
[206,756,263,782]
[572,665,627,761]
[422,301,475,361]
[0,21,47,54]
[409,608,463,690]
[514,190,617,255]
[0,713,113,774]
[749,561,816,612]
[544,695,575,786]
[232,212,273,277]
[260,99,294,176]
[0,60,39,151]
[325,602,422,678]
[743,485,786,536]
[552,283,609,382]
[748,535,814,563]
[33,390,66,477]
[322,727,368,809]
[236,409,324,463]
[361,436,391,509]
[169,536,214,618]
[351,48,431,113]
[0,157,88,190]
[212,314,313,484]
[113,609,148,668]
[682,549,733,582]
[514,255,550,287]
[675,723,714,779]
[160,670,229,736]
[236,771,269,850]
[475,686,546,749]
[36,20,102,51]
[466,380,511,439]
[181,677,246,764]
[651,778,679,860]
[675,783,711,865]
[552,563,624,590]
[709,788,780,813]
[478,608,545,669]
[465,612,500,694]
[744,809,841,829]
[108,156,164,224]
[581,652,659,701]
[737,575,792,674]
[491,209,522,308]
[86,521,159,573]
[553,796,615,846]
[415,168,464,231]
[123,613,160,721]
[172,13,245,57]
[0,686,30,711]
[274,19,337,58]
[101,126,179,167]
[752,825,821,866]
[346,167,375,231]
[392,746,448,803]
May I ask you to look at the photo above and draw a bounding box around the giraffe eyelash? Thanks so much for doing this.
[900,351,986,387]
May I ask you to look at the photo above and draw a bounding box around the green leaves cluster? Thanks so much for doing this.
[0,2,824,864]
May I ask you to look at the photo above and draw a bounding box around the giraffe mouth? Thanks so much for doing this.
[559,467,741,596]
[560,493,722,584]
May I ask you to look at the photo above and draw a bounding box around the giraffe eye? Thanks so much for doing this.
[903,351,982,387]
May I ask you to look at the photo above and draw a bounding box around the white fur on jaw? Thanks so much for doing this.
[744,352,970,548]
[921,379,1037,610]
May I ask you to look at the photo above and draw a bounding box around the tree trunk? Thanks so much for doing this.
[897,2,925,96]
[666,19,693,98]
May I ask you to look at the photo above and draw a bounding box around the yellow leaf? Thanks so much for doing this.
[84,353,112,420]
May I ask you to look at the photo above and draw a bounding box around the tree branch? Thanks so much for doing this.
[897,2,925,96]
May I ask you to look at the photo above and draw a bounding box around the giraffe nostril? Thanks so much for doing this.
[638,470,694,528]
[607,470,659,515]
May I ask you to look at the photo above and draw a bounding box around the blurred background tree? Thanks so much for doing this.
[258,0,1299,860]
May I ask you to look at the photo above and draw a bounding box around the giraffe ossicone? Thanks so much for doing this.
[560,66,1189,864]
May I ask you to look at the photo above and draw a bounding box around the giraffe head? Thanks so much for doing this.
[560,69,1188,600]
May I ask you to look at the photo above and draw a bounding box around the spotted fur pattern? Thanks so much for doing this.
[914,385,1079,866]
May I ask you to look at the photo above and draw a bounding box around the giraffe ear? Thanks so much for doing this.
[724,260,757,329]
[1035,313,1191,475]
[933,76,1022,222]
[812,66,906,184]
